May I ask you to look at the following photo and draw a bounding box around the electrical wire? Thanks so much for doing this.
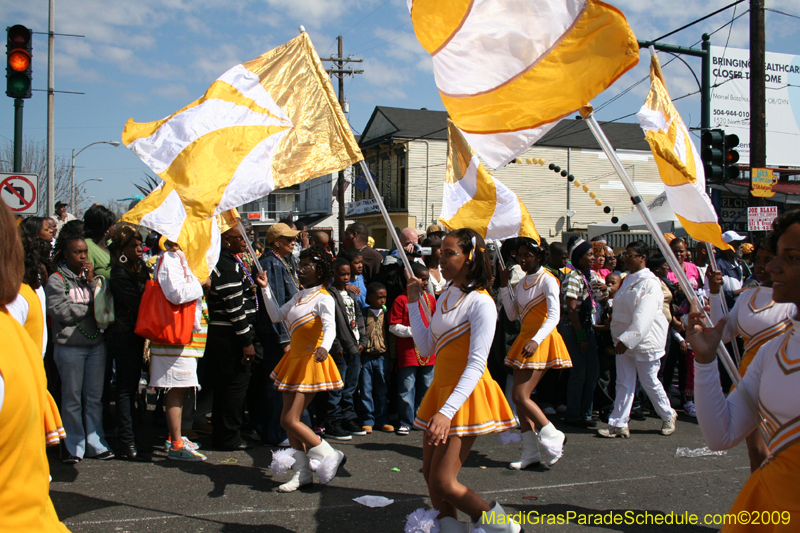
[764,7,800,21]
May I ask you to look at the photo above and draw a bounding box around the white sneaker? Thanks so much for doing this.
[597,426,630,438]
[164,437,200,453]
[661,411,678,436]
[278,438,291,447]
[683,402,696,418]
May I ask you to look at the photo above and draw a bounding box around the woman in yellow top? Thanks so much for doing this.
[260,246,345,493]
[406,228,520,533]
[499,237,571,470]
[0,202,70,532]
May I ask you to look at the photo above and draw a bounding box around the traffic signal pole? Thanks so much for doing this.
[13,98,22,172]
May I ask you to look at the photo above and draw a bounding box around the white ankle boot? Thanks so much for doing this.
[509,430,540,470]
[278,450,312,492]
[439,516,470,533]
[307,439,346,484]
[472,502,522,533]
[537,422,566,466]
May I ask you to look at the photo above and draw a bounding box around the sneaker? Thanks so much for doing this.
[629,408,646,421]
[165,437,201,453]
[313,426,325,436]
[62,454,81,465]
[325,423,353,441]
[246,429,262,441]
[192,422,214,435]
[661,411,678,436]
[683,401,696,418]
[278,438,291,447]
[597,426,630,438]
[556,404,567,414]
[168,446,207,462]
[89,450,116,460]
[380,424,395,433]
[543,406,557,416]
[396,425,410,436]
[362,425,373,434]
[342,419,367,436]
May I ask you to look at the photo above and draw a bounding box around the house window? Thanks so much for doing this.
[268,195,276,218]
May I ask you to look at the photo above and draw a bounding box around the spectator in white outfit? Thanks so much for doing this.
[598,241,678,438]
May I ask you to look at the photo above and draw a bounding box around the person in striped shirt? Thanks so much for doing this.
[206,224,264,451]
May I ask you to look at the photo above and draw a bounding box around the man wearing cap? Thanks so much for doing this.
[252,222,301,446]
[714,230,748,308]
[54,201,75,237]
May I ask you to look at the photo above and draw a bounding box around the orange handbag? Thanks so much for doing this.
[134,256,194,345]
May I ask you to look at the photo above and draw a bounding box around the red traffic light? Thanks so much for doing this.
[8,49,30,71]
[8,25,31,47]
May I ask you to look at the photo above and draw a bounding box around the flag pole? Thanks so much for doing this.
[580,105,768,440]
[704,242,742,365]
[357,159,432,322]
[493,240,516,300]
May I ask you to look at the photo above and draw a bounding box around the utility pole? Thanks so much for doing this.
[47,0,55,216]
[749,0,766,204]
[321,36,362,247]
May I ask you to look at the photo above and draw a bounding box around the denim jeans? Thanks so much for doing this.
[359,355,389,427]
[559,323,599,422]
[396,365,434,427]
[326,350,361,425]
[54,342,110,458]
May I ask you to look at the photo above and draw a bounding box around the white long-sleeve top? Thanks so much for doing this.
[157,251,204,331]
[610,268,668,361]
[408,285,497,420]
[261,284,336,352]
[694,320,800,456]
[500,267,560,346]
[709,286,795,349]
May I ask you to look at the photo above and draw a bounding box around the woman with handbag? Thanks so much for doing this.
[108,225,149,461]
[147,240,209,462]
[45,222,114,464]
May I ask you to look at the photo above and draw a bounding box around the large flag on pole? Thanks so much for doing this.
[440,120,540,243]
[408,0,639,169]
[637,54,731,251]
[121,32,363,279]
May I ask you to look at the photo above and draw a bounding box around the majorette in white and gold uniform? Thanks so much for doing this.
[264,284,342,393]
[408,285,516,437]
[710,286,796,375]
[500,267,572,371]
[695,320,800,532]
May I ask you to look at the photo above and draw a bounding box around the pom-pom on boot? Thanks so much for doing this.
[472,502,522,533]
[537,422,566,466]
[307,438,346,484]
[404,508,440,533]
[439,516,470,532]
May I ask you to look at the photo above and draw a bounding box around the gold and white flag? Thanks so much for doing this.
[122,33,363,279]
[637,54,731,251]
[441,120,540,243]
[408,0,639,169]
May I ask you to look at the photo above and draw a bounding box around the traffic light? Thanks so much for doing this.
[701,128,725,181]
[6,25,32,99]
[724,133,740,180]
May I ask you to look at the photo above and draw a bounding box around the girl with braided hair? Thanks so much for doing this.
[260,245,346,492]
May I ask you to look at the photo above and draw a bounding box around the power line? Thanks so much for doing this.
[350,20,411,53]
[765,7,800,21]
[341,0,393,37]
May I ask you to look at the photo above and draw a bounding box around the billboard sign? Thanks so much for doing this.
[710,46,800,167]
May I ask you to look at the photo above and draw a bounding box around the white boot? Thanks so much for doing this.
[537,422,566,466]
[277,450,312,492]
[472,502,522,533]
[509,430,540,470]
[439,516,470,533]
[307,439,346,484]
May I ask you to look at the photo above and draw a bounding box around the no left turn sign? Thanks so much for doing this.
[1,173,39,215]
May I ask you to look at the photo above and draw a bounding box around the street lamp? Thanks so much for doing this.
[71,141,120,210]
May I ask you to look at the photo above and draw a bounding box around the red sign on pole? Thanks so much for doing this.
[0,173,38,215]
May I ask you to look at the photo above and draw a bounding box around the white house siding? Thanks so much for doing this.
[406,141,663,241]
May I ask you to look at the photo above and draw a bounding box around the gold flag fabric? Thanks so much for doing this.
[440,120,540,243]
[637,54,731,251]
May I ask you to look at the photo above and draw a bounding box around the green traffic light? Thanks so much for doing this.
[7,72,29,98]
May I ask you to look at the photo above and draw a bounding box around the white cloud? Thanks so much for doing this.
[152,84,192,100]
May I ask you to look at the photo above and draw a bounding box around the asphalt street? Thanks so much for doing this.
[49,410,751,533]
